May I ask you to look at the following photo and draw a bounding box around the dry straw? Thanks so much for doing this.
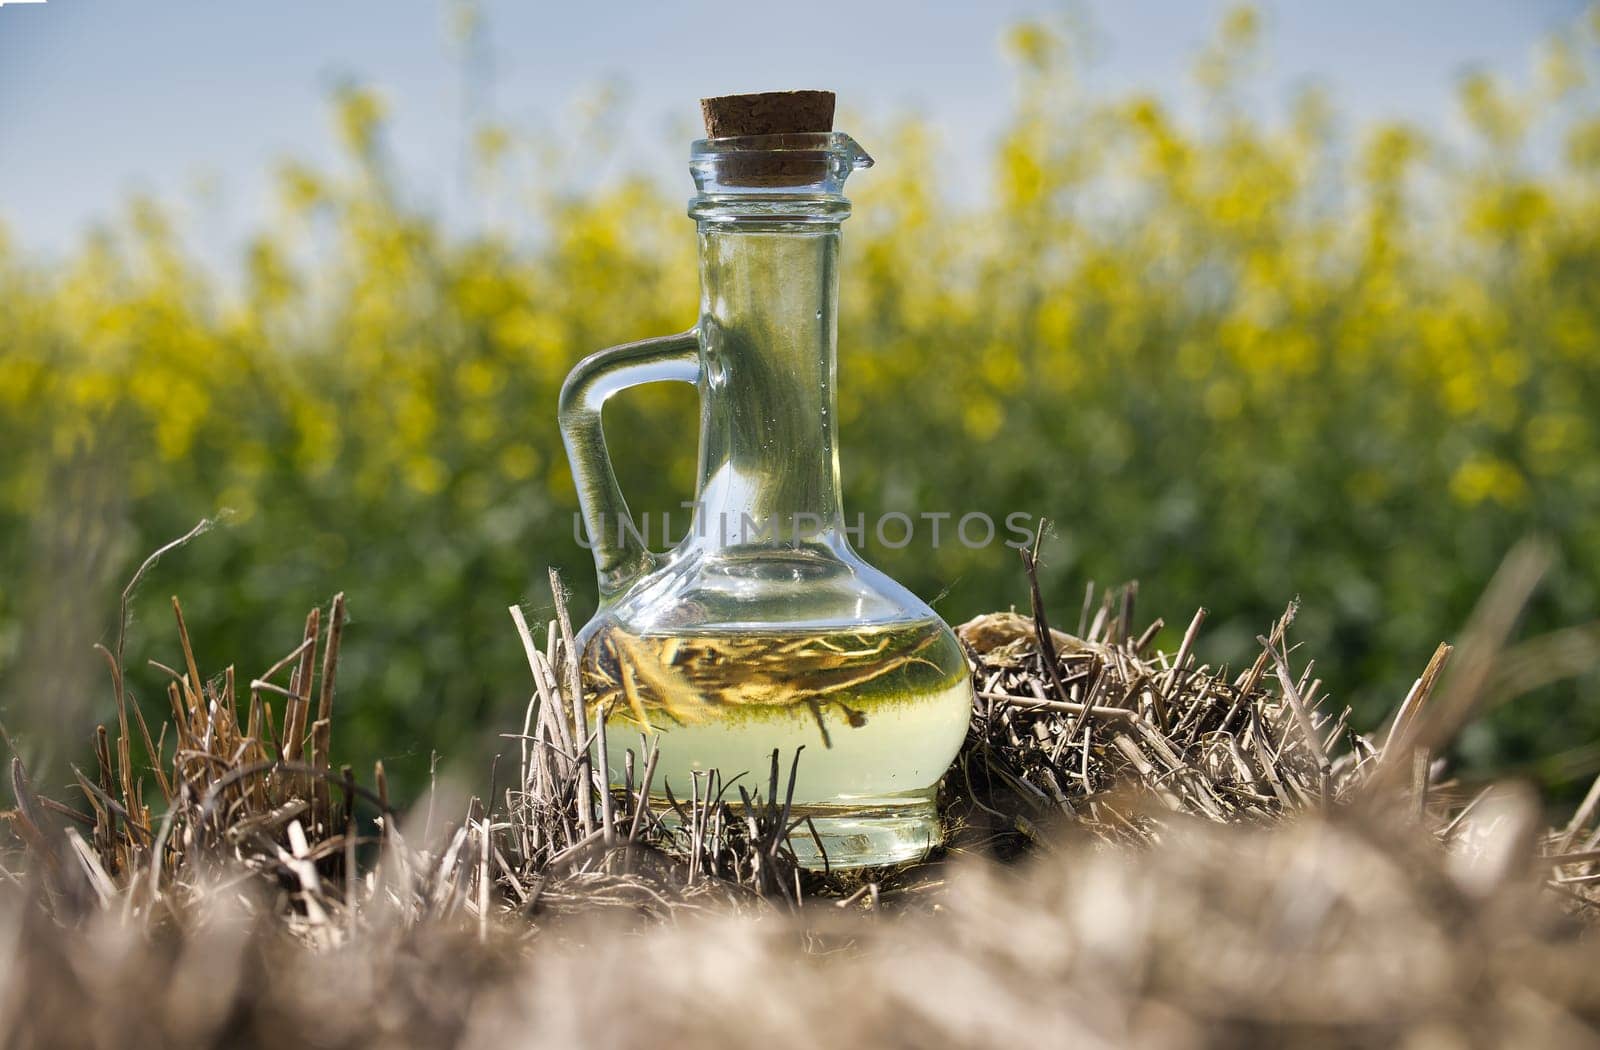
[4,525,1600,1046]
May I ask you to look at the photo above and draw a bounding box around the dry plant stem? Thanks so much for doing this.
[317,593,346,725]
[257,637,314,688]
[1368,539,1551,797]
[1561,772,1600,853]
[114,517,213,670]
[1259,632,1332,804]
[1489,621,1600,704]
[1020,527,1078,735]
[549,569,595,841]
[978,691,1142,723]
[284,608,320,764]
[508,605,553,792]
[1382,642,1454,766]
[311,720,332,832]
[1163,608,1207,696]
[629,743,660,844]
[170,598,203,721]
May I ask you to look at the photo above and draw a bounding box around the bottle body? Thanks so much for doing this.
[578,545,972,867]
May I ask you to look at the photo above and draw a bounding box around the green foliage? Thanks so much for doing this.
[3,9,1599,795]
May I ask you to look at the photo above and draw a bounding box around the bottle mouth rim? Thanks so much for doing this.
[690,132,874,170]
[689,132,872,206]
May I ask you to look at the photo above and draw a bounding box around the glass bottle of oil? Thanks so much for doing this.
[558,92,972,868]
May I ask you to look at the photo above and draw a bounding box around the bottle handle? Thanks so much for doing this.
[558,329,701,600]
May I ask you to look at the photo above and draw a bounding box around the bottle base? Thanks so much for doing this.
[651,792,942,871]
[783,796,942,870]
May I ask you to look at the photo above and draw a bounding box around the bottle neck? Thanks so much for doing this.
[690,219,845,552]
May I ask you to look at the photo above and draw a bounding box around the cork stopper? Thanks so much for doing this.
[699,90,836,187]
[700,90,835,138]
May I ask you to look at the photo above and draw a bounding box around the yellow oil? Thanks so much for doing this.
[580,619,973,809]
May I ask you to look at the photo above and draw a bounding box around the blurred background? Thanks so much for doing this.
[1,0,1597,799]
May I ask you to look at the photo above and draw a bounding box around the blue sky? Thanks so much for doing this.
[0,0,1590,262]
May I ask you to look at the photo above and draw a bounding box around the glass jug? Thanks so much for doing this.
[559,130,972,868]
